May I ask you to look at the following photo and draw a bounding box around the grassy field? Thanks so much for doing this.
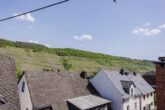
[0,45,154,80]
[0,38,155,80]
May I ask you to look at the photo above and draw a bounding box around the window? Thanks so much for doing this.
[151,102,153,106]
[143,107,146,110]
[147,94,149,98]
[104,105,108,110]
[22,82,25,92]
[143,95,145,100]
[150,93,152,96]
[135,102,137,110]
[131,88,133,96]
[127,105,130,110]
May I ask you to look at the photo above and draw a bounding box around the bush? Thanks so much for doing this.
[16,67,22,81]
[43,67,54,71]
[62,59,72,71]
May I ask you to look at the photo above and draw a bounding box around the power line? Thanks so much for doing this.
[0,0,69,22]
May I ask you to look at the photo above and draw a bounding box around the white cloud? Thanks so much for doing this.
[28,40,39,44]
[132,28,148,34]
[43,44,51,48]
[132,27,161,36]
[13,13,35,22]
[132,22,165,36]
[159,24,165,29]
[145,22,150,26]
[28,40,51,48]
[144,29,160,36]
[73,35,93,40]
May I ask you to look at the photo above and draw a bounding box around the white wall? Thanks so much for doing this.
[122,85,140,110]
[123,96,140,110]
[18,74,33,110]
[90,70,122,110]
[140,93,155,110]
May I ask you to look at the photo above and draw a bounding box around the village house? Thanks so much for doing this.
[89,69,155,110]
[18,71,111,110]
[0,56,20,110]
[142,71,156,90]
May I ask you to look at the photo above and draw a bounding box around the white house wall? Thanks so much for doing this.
[90,70,122,110]
[123,84,140,110]
[18,74,33,110]
[123,96,140,110]
[140,93,155,110]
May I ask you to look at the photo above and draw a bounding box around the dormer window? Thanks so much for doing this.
[22,82,25,92]
[121,80,134,96]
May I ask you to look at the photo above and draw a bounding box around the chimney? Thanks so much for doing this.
[120,68,124,75]
[133,72,136,76]
[80,71,87,79]
[154,57,165,110]
[159,57,165,62]
[124,72,129,76]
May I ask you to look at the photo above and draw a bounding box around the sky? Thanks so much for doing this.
[0,0,165,60]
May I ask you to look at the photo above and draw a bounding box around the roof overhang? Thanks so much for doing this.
[67,95,111,110]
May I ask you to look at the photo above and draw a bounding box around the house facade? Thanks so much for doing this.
[90,69,155,110]
[18,71,111,110]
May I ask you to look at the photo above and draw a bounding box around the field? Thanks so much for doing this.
[0,39,154,80]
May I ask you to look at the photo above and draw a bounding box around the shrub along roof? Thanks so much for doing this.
[0,56,20,110]
[23,71,99,110]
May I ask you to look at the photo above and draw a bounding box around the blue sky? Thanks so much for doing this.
[0,0,165,60]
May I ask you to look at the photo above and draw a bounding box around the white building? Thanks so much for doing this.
[89,69,155,110]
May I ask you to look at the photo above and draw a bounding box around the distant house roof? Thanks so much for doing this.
[0,56,20,110]
[67,95,111,110]
[23,71,102,110]
[143,71,156,89]
[145,71,156,76]
[103,70,154,99]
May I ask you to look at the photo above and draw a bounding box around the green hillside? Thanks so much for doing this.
[0,39,154,80]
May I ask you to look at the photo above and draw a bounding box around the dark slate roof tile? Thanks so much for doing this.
[0,56,20,110]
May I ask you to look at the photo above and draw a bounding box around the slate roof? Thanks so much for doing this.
[0,56,20,110]
[103,70,154,99]
[127,73,155,95]
[120,81,133,89]
[24,71,100,110]
[67,95,111,110]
